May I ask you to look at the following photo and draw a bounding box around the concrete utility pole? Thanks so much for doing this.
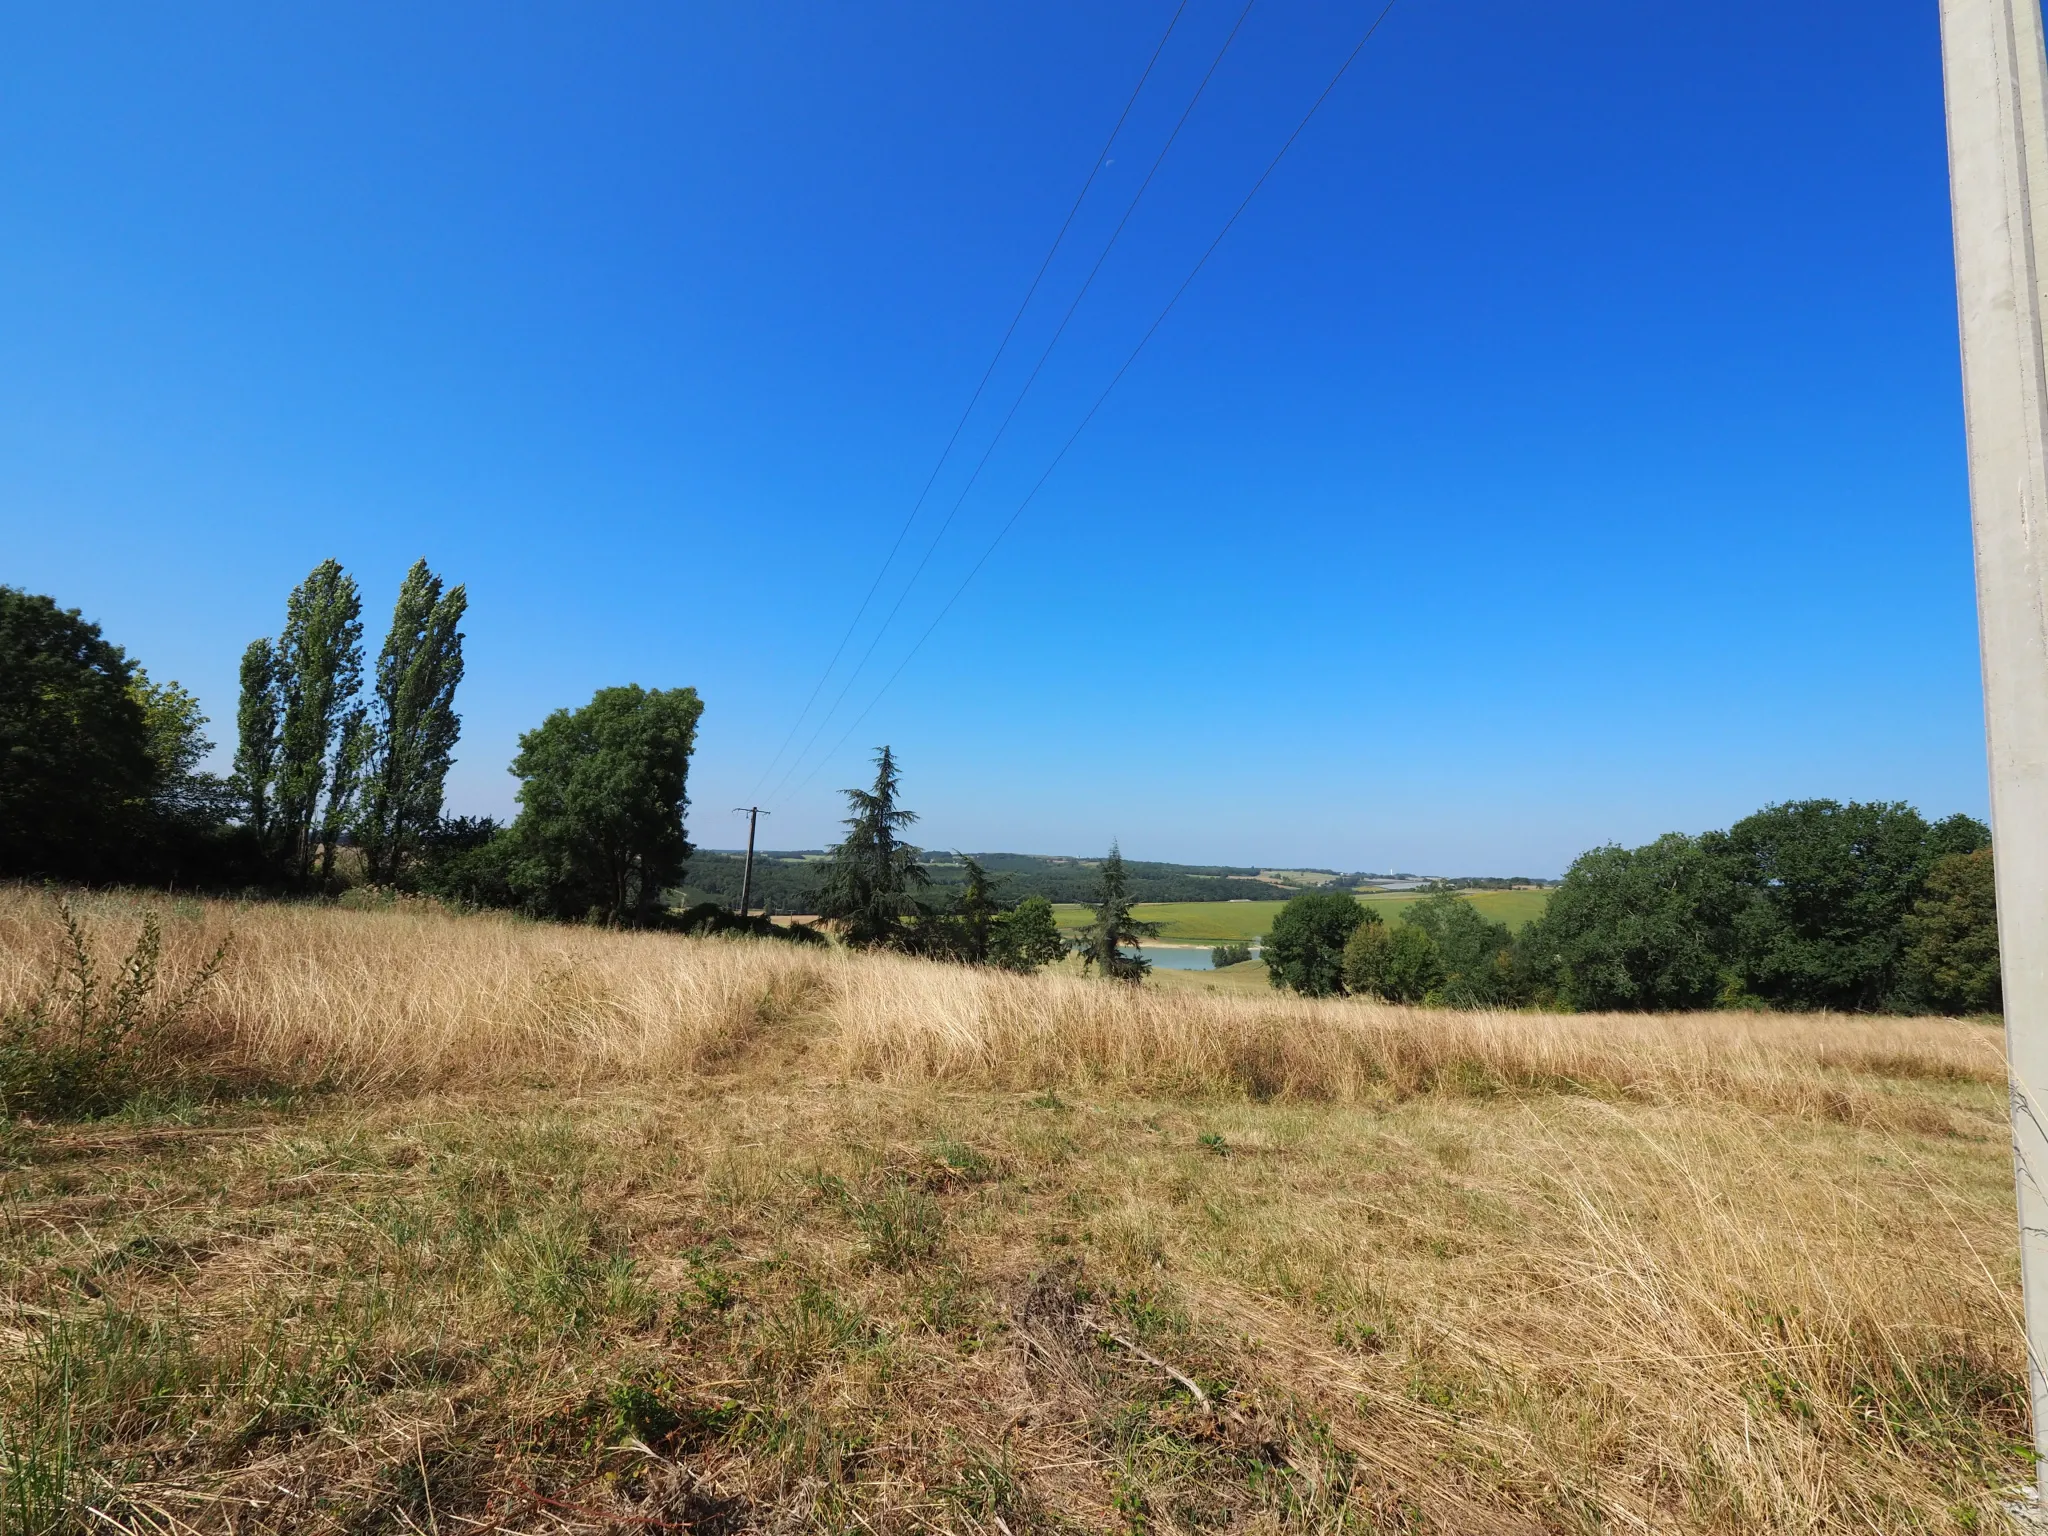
[1942,0,2048,1493]
[733,806,768,916]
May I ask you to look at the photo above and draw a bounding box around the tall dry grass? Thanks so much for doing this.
[0,885,2006,1120]
[0,884,2029,1529]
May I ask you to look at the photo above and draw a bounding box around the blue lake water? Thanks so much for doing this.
[1144,945,1256,972]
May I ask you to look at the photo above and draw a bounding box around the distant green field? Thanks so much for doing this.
[1053,889,1551,944]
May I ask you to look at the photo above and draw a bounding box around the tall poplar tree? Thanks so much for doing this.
[270,559,365,882]
[234,638,282,852]
[819,745,928,949]
[357,560,468,883]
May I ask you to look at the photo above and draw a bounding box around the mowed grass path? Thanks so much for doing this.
[1054,889,1552,944]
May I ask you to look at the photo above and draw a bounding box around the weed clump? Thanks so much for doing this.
[0,901,225,1119]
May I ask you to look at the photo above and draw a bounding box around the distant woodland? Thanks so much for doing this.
[676,850,1292,911]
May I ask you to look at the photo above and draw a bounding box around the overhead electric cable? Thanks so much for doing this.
[746,0,1192,801]
[765,0,1262,806]
[781,0,1405,801]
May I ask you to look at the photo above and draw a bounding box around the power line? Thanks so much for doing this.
[782,0,1406,802]
[765,0,1262,806]
[746,0,1193,801]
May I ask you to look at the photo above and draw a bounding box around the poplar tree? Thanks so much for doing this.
[1071,842,1160,982]
[234,638,282,852]
[357,560,468,883]
[819,745,928,949]
[270,559,365,882]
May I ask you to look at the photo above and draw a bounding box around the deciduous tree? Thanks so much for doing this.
[1529,834,1732,1011]
[1341,917,1443,1003]
[1898,847,2001,1015]
[509,684,703,925]
[270,559,365,882]
[1262,890,1367,997]
[0,588,154,880]
[1708,800,1988,1011]
[992,896,1067,973]
[357,560,467,884]
[235,638,282,853]
[1404,890,1518,1006]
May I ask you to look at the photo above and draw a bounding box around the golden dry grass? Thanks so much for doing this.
[0,887,2004,1117]
[0,886,2029,1533]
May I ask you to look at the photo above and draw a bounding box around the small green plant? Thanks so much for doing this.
[1196,1131,1228,1157]
[928,1137,994,1181]
[0,902,227,1120]
[854,1181,947,1269]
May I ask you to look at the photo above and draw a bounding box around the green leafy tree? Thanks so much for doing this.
[508,685,704,925]
[1403,890,1518,1006]
[410,816,521,911]
[1898,847,2001,1014]
[235,638,283,853]
[0,588,154,880]
[1529,833,1734,1011]
[1707,800,1987,1011]
[819,746,929,949]
[269,559,365,882]
[357,560,468,884]
[1341,918,1444,1003]
[1262,890,1368,996]
[991,896,1067,973]
[1211,942,1253,969]
[130,669,237,828]
[1071,843,1160,982]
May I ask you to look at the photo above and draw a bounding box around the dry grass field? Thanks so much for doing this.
[0,886,2029,1533]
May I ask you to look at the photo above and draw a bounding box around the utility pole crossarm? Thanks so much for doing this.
[1941,0,2048,1498]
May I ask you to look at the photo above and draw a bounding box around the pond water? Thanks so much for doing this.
[1142,944,1257,972]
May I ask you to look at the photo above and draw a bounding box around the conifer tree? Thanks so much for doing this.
[943,855,1004,963]
[1071,842,1160,982]
[820,745,928,949]
[357,560,468,883]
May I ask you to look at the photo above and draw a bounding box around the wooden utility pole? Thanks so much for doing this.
[1941,0,2048,1493]
[733,806,768,916]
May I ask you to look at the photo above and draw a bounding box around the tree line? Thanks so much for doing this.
[678,850,1292,910]
[1260,799,2000,1014]
[2,570,1109,966]
[2,566,704,929]
[1,575,2007,1010]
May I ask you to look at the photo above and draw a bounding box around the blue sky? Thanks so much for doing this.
[1,1,1982,876]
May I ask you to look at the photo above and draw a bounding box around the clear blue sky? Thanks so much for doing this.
[0,1,1982,876]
